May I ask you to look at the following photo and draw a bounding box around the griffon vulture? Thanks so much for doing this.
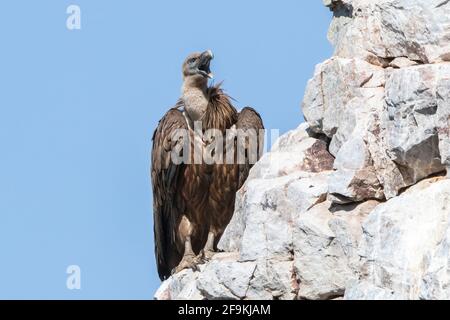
[151,50,264,280]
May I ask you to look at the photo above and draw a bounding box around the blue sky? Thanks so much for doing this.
[0,1,332,299]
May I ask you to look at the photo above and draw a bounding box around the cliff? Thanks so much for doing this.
[155,0,450,300]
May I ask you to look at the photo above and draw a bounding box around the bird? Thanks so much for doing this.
[151,50,264,280]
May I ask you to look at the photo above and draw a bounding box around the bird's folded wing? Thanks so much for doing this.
[151,106,188,280]
[236,107,265,189]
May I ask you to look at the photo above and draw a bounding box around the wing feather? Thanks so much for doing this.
[151,105,188,280]
[236,107,265,188]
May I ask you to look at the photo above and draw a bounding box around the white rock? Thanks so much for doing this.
[246,259,297,300]
[219,167,330,261]
[419,227,450,300]
[344,281,405,300]
[327,0,450,65]
[197,258,256,300]
[294,200,378,299]
[389,57,419,69]
[437,78,450,174]
[328,137,384,203]
[353,178,450,299]
[294,202,352,299]
[155,269,202,300]
[384,64,450,186]
[219,124,334,256]
[301,56,396,203]
[248,124,334,180]
[302,57,385,140]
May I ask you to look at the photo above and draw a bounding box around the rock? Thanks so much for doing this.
[154,277,172,300]
[437,78,450,175]
[302,57,385,140]
[302,7,450,201]
[389,57,419,69]
[247,123,334,180]
[294,201,350,299]
[155,0,450,300]
[246,259,297,300]
[219,171,330,260]
[294,200,379,300]
[326,0,450,65]
[155,124,337,300]
[349,178,450,299]
[419,227,450,300]
[384,64,450,186]
[155,269,203,300]
[197,257,256,300]
[219,124,334,256]
[328,137,384,204]
[344,281,404,300]
[301,57,394,203]
[155,123,376,300]
[366,110,407,199]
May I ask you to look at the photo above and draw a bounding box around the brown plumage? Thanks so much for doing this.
[151,51,264,280]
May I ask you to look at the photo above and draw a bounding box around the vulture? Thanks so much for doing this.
[151,50,264,280]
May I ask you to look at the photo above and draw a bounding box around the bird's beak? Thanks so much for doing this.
[204,50,214,60]
[199,50,214,79]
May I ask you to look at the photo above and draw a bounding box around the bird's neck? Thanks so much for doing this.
[181,78,209,122]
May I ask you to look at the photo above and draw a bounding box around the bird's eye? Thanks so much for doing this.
[189,58,196,64]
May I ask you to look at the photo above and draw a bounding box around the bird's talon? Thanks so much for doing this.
[172,254,199,275]
[201,249,216,262]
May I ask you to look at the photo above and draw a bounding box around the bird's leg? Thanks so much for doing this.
[172,236,199,275]
[198,231,216,262]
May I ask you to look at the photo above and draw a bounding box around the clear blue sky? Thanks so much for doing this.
[0,1,332,299]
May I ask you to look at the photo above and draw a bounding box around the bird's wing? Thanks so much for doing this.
[236,107,265,188]
[151,105,188,280]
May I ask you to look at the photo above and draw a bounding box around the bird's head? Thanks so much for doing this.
[182,50,214,84]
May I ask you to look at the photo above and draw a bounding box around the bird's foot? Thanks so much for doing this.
[171,253,200,275]
[196,249,216,264]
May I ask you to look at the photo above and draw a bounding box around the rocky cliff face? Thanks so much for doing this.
[155,0,450,300]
